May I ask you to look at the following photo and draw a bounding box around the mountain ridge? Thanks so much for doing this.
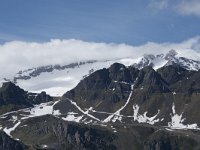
[0,50,200,149]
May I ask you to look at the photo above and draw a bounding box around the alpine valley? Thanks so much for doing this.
[0,50,200,150]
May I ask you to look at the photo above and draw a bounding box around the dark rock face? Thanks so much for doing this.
[63,64,166,114]
[0,82,53,115]
[63,63,137,112]
[0,82,29,106]
[13,115,116,150]
[62,63,200,126]
[0,131,26,150]
[0,82,32,115]
[157,65,189,85]
[108,63,137,83]
[27,91,53,105]
[144,130,198,150]
[134,66,169,93]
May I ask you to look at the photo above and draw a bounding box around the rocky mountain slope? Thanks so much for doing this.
[61,63,200,128]
[0,60,200,149]
[0,131,27,150]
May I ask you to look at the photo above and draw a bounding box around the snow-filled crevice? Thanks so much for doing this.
[67,99,100,121]
[103,80,136,123]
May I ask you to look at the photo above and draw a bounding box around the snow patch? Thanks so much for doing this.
[21,100,60,119]
[0,82,2,88]
[165,128,174,132]
[110,125,117,133]
[9,116,18,123]
[15,138,20,141]
[113,80,131,85]
[168,103,200,130]
[3,121,21,136]
[42,145,48,148]
[172,92,176,95]
[133,105,160,125]
[62,112,83,122]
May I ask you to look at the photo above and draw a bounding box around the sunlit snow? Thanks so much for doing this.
[168,103,200,130]
[3,121,21,136]
[133,105,160,125]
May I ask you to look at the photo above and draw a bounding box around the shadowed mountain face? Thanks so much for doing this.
[0,131,27,150]
[62,63,200,126]
[0,82,29,105]
[0,82,53,115]
[63,63,139,113]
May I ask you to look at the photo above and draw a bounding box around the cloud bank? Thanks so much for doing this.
[0,36,200,79]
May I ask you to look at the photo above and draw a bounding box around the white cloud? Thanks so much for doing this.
[0,37,200,80]
[148,0,169,10]
[176,0,200,16]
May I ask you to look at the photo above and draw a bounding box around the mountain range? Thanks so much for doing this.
[0,49,200,149]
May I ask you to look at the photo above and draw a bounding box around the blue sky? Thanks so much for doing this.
[0,0,200,45]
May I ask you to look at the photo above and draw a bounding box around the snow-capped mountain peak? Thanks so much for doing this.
[132,49,200,71]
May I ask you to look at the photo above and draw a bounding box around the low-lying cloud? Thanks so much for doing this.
[0,36,200,79]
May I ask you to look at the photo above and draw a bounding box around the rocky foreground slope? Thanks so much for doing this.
[0,61,200,149]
